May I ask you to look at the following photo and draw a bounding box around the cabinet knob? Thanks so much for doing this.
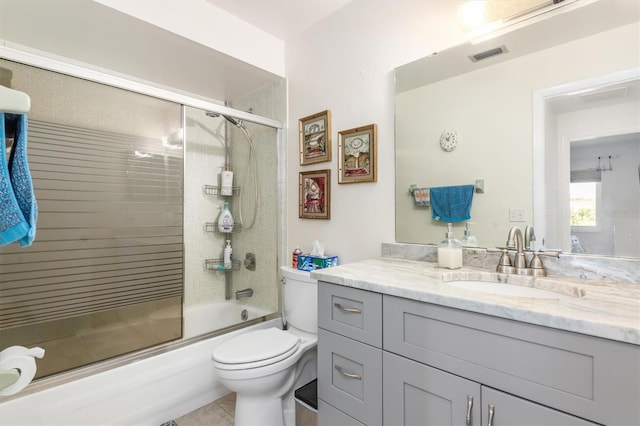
[334,303,362,314]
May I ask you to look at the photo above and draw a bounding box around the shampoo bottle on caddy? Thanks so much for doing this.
[217,201,234,233]
[437,223,463,269]
[220,165,233,196]
[224,240,233,269]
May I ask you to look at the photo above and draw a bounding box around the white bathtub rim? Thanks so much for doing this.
[183,301,273,339]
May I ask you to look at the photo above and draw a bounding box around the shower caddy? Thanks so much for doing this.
[203,184,242,271]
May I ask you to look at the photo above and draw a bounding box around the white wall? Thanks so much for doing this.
[285,0,468,264]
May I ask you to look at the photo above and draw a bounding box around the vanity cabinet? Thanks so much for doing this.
[317,282,640,426]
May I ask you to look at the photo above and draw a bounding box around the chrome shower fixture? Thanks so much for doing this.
[205,111,244,128]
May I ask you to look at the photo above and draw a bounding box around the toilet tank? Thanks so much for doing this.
[280,266,317,334]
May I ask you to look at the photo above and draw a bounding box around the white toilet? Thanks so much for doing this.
[212,266,318,426]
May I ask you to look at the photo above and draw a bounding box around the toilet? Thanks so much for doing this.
[212,266,318,426]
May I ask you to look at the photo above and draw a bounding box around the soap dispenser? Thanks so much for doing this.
[223,240,233,269]
[220,164,234,196]
[217,201,234,233]
[438,223,463,269]
[461,222,478,247]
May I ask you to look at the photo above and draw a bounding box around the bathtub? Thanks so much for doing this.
[0,302,280,426]
[183,301,273,339]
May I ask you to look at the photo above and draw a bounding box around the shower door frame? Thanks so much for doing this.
[0,43,287,394]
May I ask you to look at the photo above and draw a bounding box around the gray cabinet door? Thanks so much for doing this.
[481,387,600,426]
[384,352,481,426]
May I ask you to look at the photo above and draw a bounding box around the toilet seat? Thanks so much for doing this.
[213,327,300,370]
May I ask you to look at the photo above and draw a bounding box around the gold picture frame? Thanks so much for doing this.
[299,169,331,219]
[299,110,331,165]
[338,124,377,184]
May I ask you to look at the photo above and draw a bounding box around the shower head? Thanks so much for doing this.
[205,111,243,128]
[222,114,241,127]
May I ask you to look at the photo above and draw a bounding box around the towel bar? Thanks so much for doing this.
[409,179,484,195]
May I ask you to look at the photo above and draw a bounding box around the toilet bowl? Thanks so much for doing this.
[212,266,317,426]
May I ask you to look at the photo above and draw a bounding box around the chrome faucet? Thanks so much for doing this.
[524,224,536,251]
[505,226,527,270]
[496,225,560,277]
[235,288,254,299]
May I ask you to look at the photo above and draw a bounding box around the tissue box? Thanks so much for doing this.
[297,254,339,271]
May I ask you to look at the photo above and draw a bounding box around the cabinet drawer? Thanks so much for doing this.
[383,295,640,425]
[318,328,382,425]
[318,282,382,347]
[318,400,365,426]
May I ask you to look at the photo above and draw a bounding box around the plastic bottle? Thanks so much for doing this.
[223,240,233,269]
[437,223,463,269]
[220,165,234,196]
[292,246,302,269]
[461,222,479,247]
[217,201,234,233]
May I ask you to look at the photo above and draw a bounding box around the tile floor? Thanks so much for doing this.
[173,393,236,426]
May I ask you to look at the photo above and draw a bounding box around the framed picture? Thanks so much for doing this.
[299,169,331,219]
[299,110,331,165]
[338,124,377,184]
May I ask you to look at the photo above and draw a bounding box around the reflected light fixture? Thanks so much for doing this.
[458,1,487,33]
[162,127,184,149]
[458,0,578,42]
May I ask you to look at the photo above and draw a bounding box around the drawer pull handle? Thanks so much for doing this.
[334,365,362,380]
[487,404,495,426]
[466,395,473,426]
[334,303,361,314]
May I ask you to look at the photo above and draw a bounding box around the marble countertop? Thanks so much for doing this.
[310,257,640,345]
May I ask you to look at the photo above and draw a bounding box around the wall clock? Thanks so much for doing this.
[440,129,459,152]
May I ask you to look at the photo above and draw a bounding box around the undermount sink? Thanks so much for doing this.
[446,280,571,299]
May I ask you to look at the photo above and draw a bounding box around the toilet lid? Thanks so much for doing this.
[212,328,300,365]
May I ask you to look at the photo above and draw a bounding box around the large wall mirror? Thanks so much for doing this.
[395,0,639,259]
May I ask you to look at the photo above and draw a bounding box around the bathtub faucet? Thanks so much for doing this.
[235,288,254,299]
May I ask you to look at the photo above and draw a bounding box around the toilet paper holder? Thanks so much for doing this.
[0,346,45,396]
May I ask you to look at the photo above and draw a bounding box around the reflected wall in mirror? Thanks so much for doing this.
[534,73,639,257]
[395,0,640,259]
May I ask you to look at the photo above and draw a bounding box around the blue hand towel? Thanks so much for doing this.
[7,113,37,246]
[0,112,29,246]
[430,184,474,222]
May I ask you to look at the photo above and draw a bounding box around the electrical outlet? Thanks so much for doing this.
[509,208,525,222]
